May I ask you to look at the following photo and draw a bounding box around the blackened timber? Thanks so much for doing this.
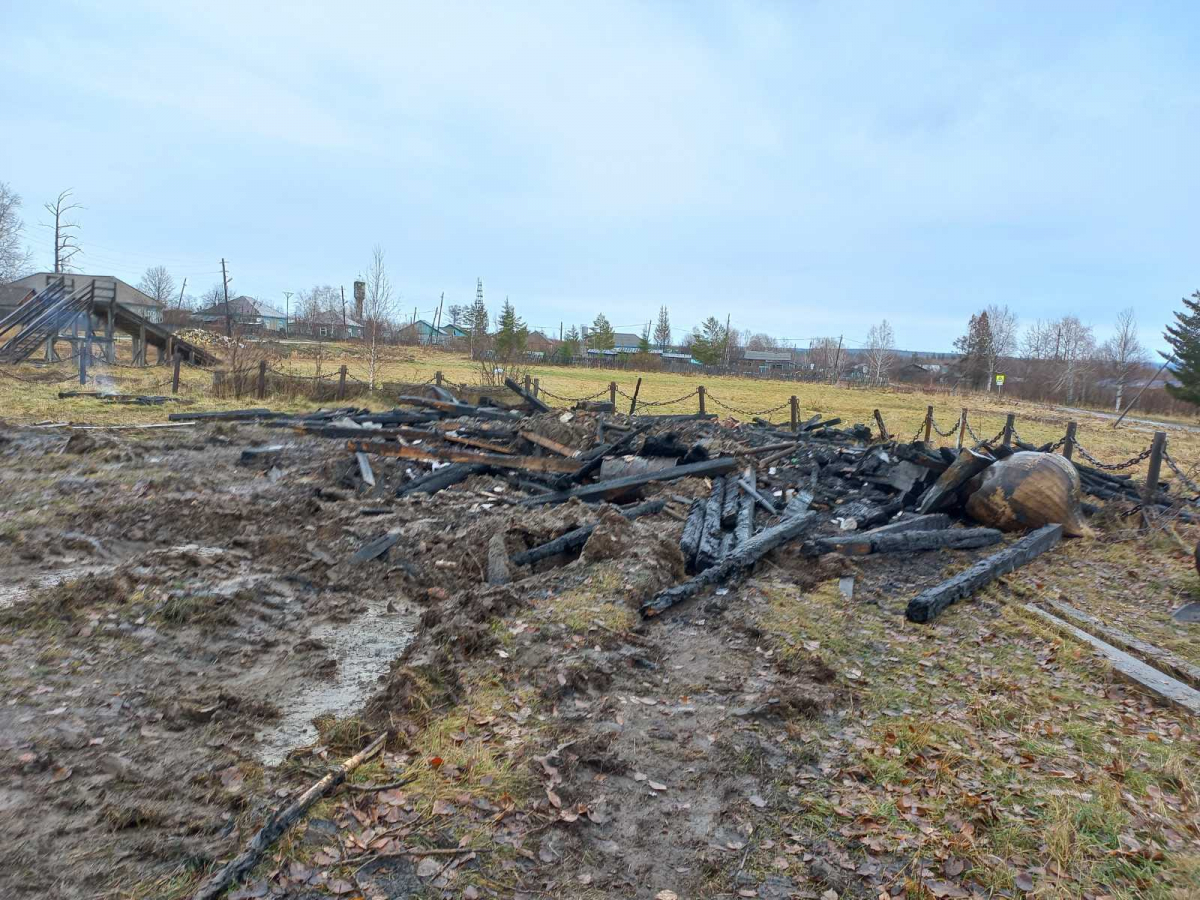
[642,512,818,617]
[169,408,281,421]
[524,456,738,506]
[736,477,779,516]
[504,377,551,413]
[735,467,755,545]
[350,531,400,563]
[428,384,460,404]
[350,440,581,474]
[863,513,951,535]
[905,524,1063,624]
[807,526,1002,557]
[680,498,706,572]
[511,499,667,567]
[695,477,726,571]
[520,430,579,457]
[556,424,652,488]
[396,463,487,497]
[443,432,515,454]
[720,477,740,527]
[395,395,520,420]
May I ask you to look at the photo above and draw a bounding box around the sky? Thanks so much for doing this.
[1,1,1197,353]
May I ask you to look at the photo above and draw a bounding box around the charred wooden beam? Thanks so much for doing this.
[862,513,951,535]
[642,512,818,617]
[695,477,726,572]
[808,526,1002,557]
[351,440,580,474]
[525,456,738,506]
[720,477,741,528]
[555,423,651,488]
[395,395,519,420]
[351,531,400,563]
[443,432,515,454]
[905,524,1062,624]
[735,467,755,545]
[520,430,579,457]
[169,408,281,421]
[680,498,706,572]
[736,476,779,516]
[396,463,487,497]
[428,384,460,404]
[504,376,552,413]
[511,499,667,567]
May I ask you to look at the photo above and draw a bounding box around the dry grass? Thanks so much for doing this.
[4,338,1200,483]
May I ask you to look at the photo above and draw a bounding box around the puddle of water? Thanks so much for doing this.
[254,598,417,766]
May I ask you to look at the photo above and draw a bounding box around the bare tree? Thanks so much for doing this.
[137,265,176,307]
[0,182,33,280]
[41,190,82,273]
[808,337,842,379]
[745,333,779,351]
[362,245,395,390]
[983,304,1019,392]
[1100,308,1145,411]
[864,320,896,384]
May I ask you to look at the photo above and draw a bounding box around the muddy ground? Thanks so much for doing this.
[2,416,1182,899]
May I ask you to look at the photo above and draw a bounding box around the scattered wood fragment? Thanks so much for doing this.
[1024,604,1200,716]
[395,395,518,420]
[695,477,726,572]
[1040,598,1200,689]
[865,513,952,535]
[349,440,580,474]
[442,432,515,455]
[736,476,779,516]
[642,512,818,617]
[524,456,738,506]
[355,452,376,487]
[351,531,400,563]
[905,524,1062,623]
[169,408,281,421]
[396,463,487,497]
[189,733,387,900]
[735,467,755,545]
[680,498,706,572]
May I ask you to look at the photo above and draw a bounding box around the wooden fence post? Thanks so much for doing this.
[1144,432,1166,506]
[78,334,88,386]
[957,408,968,449]
[924,405,934,443]
[171,351,182,395]
[257,360,267,399]
[524,374,532,396]
[697,385,706,416]
[628,377,642,415]
[1063,422,1077,460]
[609,381,617,408]
[337,365,348,401]
[873,409,889,441]
[213,370,224,393]
[1002,413,1015,447]
[790,396,798,431]
[435,371,443,387]
[533,377,540,399]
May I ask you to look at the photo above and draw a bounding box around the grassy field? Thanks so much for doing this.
[4,338,1200,484]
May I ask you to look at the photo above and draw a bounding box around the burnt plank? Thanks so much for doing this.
[512,499,666,567]
[351,531,400,563]
[504,376,551,413]
[524,456,738,506]
[809,526,1002,557]
[736,476,779,516]
[396,463,487,497]
[720,477,741,528]
[642,512,818,617]
[520,430,579,457]
[355,451,376,487]
[735,467,755,545]
[395,395,519,420]
[695,477,727,572]
[680,498,706,573]
[905,524,1062,624]
[350,440,580,474]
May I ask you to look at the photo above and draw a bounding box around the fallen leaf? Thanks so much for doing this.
[416,857,442,878]
[50,765,73,783]
[655,892,679,900]
[432,799,456,815]
[748,794,767,808]
[926,880,969,898]
[648,780,667,791]
[1014,873,1035,892]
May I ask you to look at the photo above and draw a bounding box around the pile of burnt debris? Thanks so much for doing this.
[171,379,1119,625]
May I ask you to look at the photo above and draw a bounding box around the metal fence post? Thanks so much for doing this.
[1144,432,1166,505]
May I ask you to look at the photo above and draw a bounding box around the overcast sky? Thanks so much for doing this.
[2,1,1196,351]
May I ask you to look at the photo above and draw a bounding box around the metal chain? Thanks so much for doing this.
[1164,449,1200,494]
[1073,442,1153,471]
[973,426,1006,448]
[616,387,699,408]
[930,414,962,437]
[539,386,611,403]
[704,392,790,417]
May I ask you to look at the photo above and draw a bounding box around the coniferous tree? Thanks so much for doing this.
[654,306,672,350]
[1164,290,1200,406]
[953,311,994,390]
[590,313,615,351]
[558,325,581,362]
[638,324,652,354]
[494,297,528,359]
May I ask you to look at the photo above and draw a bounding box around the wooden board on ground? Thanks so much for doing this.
[523,456,738,506]
[350,440,581,474]
[1024,604,1200,717]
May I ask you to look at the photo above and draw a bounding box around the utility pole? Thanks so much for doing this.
[283,291,293,333]
[832,334,843,384]
[340,286,347,329]
[723,313,732,369]
[176,278,187,309]
[220,258,232,337]
[559,322,563,341]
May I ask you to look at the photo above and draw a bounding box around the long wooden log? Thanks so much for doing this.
[695,477,727,572]
[190,733,387,900]
[396,463,487,497]
[642,512,818,617]
[1025,605,1200,716]
[350,440,580,474]
[735,467,755,545]
[511,499,666,566]
[736,476,779,516]
[905,524,1062,623]
[395,395,519,420]
[808,526,1001,557]
[720,477,740,528]
[555,423,651,488]
[504,376,551,413]
[865,513,952,535]
[443,432,515,454]
[524,456,739,506]
[680,498,706,572]
[169,408,281,421]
